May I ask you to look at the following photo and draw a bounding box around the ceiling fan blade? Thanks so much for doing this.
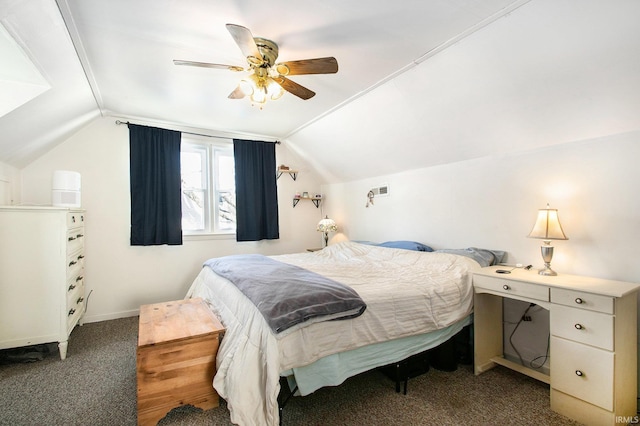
[173,60,244,72]
[273,76,315,100]
[226,24,263,65]
[276,57,338,76]
[228,85,246,99]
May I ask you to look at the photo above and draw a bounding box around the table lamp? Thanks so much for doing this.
[527,203,568,276]
[317,216,338,247]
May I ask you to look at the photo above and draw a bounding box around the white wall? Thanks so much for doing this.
[0,161,20,205]
[323,131,640,283]
[322,130,640,387]
[19,116,327,322]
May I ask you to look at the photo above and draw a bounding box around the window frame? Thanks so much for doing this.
[181,135,236,238]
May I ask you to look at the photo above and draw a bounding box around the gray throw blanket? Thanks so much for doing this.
[204,254,367,334]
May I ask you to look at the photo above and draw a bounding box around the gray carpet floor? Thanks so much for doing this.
[0,316,582,425]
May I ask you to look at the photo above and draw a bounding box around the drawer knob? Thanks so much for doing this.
[503,284,510,290]
[68,284,76,291]
[575,370,584,377]
[574,323,584,330]
[68,308,76,316]
[574,297,583,304]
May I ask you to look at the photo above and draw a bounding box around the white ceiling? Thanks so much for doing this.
[1,0,639,182]
[56,0,526,136]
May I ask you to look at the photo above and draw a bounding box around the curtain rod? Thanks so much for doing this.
[115,120,280,144]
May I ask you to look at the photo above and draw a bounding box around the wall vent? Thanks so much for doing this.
[370,184,389,197]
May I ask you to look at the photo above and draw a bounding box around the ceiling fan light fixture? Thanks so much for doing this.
[250,78,267,104]
[176,24,338,106]
[238,78,254,96]
[267,79,284,100]
[250,89,267,105]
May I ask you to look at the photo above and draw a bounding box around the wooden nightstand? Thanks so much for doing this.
[136,298,224,425]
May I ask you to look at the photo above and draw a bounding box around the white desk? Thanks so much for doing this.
[473,266,639,425]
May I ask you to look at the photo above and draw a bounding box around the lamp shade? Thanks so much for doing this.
[317,216,337,233]
[528,204,568,241]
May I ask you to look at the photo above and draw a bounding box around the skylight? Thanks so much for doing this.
[0,21,50,118]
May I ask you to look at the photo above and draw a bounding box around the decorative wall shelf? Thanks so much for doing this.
[277,169,298,181]
[293,196,322,208]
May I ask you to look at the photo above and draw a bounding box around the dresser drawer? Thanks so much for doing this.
[67,229,85,254]
[66,294,84,332]
[67,272,84,297]
[550,288,614,314]
[550,336,614,411]
[67,250,84,277]
[66,273,83,306]
[550,305,614,351]
[474,274,549,301]
[67,212,85,229]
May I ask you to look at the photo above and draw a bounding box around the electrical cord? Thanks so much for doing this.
[529,333,550,370]
[508,303,550,370]
[508,304,535,366]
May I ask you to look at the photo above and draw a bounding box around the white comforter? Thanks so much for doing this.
[185,241,480,426]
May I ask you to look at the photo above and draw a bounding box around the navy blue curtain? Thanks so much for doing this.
[233,139,279,241]
[129,123,183,246]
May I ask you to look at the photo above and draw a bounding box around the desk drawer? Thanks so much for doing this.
[550,305,614,351]
[473,274,549,301]
[550,288,614,314]
[551,336,613,411]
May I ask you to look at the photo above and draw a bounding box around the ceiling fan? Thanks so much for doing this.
[174,24,338,106]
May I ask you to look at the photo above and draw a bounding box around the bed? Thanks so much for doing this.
[185,241,504,426]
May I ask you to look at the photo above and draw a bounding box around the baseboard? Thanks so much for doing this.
[82,309,140,324]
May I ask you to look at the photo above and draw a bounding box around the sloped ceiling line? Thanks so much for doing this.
[56,0,104,113]
[284,0,533,139]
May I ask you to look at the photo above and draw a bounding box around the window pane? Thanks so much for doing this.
[181,148,206,232]
[181,139,235,235]
[218,155,235,189]
[217,190,236,231]
[182,189,204,231]
[215,151,236,231]
[181,151,203,189]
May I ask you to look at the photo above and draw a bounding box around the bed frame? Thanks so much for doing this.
[277,324,473,423]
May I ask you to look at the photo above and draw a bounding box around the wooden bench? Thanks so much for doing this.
[136,298,225,425]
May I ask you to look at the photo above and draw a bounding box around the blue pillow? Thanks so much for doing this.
[378,240,434,252]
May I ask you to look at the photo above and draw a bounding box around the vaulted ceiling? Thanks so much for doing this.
[1,0,639,183]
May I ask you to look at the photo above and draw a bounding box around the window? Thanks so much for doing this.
[181,136,236,235]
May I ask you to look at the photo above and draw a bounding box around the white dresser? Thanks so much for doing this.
[473,266,639,425]
[0,206,86,359]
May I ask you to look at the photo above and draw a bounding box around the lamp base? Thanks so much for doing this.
[538,262,557,276]
[538,244,558,276]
